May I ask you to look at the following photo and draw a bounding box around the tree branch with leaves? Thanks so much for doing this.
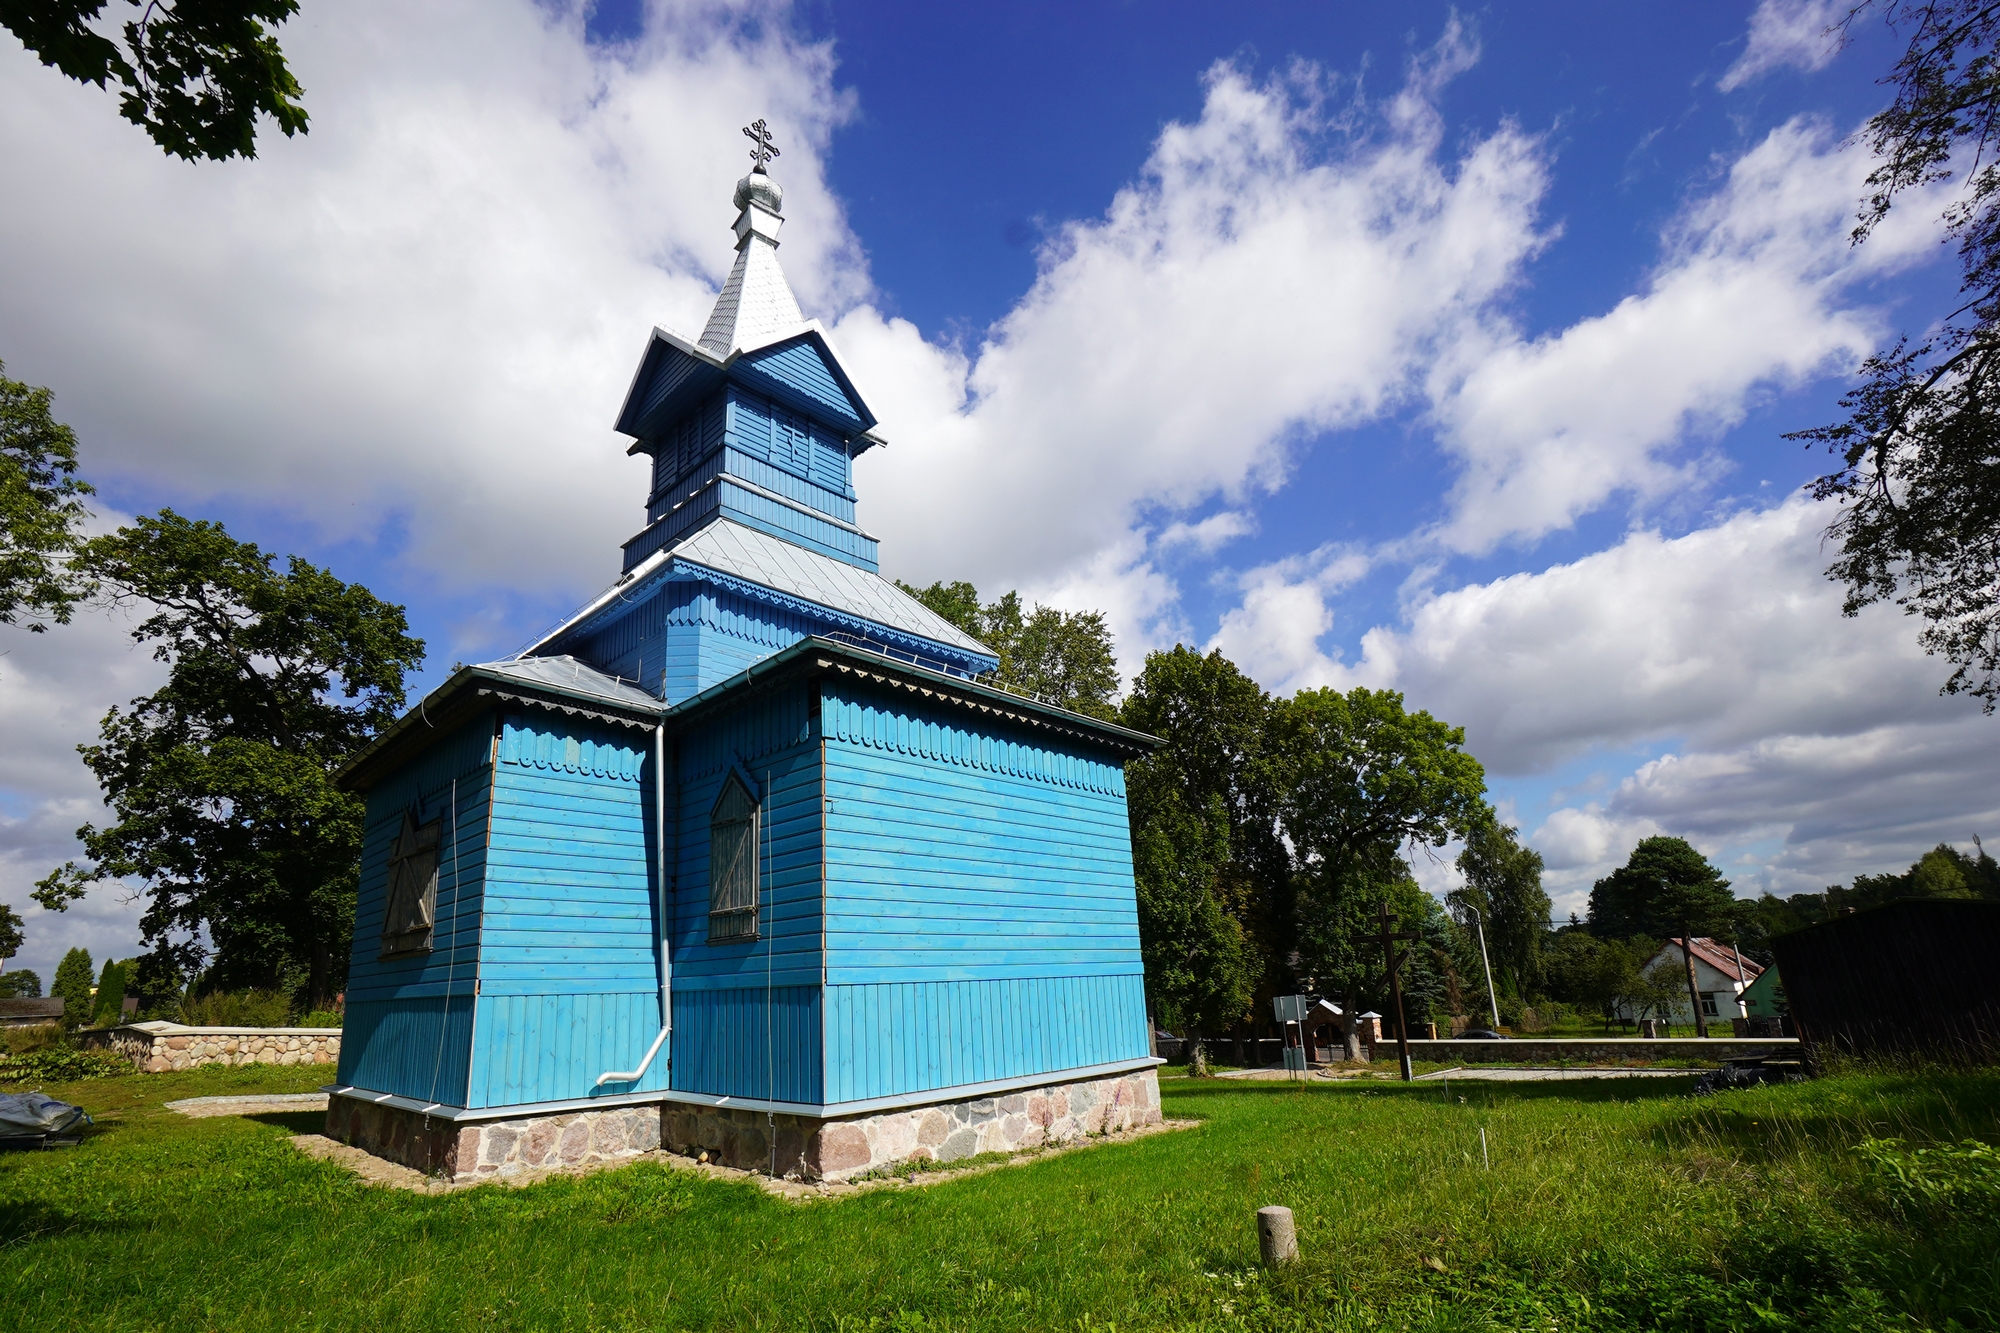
[33,509,422,1005]
[0,362,94,631]
[0,0,308,161]
[1793,0,2000,709]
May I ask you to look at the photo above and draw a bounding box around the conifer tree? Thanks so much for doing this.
[51,947,93,1028]
[91,958,129,1026]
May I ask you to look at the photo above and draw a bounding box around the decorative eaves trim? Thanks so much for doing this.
[815,657,1152,758]
[474,687,661,732]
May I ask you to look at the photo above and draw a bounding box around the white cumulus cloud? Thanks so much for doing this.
[1720,0,1847,92]
[844,26,1553,643]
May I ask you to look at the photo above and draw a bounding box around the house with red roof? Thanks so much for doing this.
[1625,936,1764,1026]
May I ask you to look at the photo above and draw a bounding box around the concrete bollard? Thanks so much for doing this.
[1257,1205,1297,1266]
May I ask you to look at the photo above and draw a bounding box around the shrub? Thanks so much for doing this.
[0,1023,66,1055]
[0,1047,131,1084]
[177,989,293,1028]
[297,1009,344,1029]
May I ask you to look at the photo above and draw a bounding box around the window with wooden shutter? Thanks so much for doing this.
[708,776,759,943]
[380,810,442,956]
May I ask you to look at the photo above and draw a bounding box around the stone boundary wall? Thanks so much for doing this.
[1400,1038,1799,1064]
[82,1021,341,1072]
[328,1066,1163,1184]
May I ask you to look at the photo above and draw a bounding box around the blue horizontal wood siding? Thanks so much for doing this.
[715,481,878,570]
[667,683,824,1101]
[340,714,494,1104]
[464,711,668,1108]
[643,386,726,492]
[824,974,1147,1103]
[819,680,1149,1100]
[734,341,867,434]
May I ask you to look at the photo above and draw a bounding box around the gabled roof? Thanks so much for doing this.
[611,323,878,445]
[523,518,995,666]
[335,657,668,791]
[1662,937,1764,982]
[339,636,1154,792]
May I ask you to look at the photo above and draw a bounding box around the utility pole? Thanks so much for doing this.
[1679,926,1708,1039]
[1465,903,1501,1030]
[1374,902,1419,1082]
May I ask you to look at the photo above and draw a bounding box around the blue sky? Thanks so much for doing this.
[1,0,1995,977]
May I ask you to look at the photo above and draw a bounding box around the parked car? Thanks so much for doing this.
[1455,1028,1507,1040]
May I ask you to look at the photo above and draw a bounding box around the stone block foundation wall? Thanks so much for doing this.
[668,1066,1164,1182]
[84,1021,341,1071]
[326,1096,662,1181]
[327,1066,1163,1185]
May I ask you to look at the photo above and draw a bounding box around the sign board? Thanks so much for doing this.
[1272,994,1314,1023]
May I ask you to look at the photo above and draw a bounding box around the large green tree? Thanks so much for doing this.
[1127,789,1255,1042]
[897,579,1119,718]
[0,970,42,999]
[1269,687,1488,1039]
[0,363,93,631]
[1120,647,1279,1038]
[33,510,422,1005]
[1586,836,1737,941]
[1452,819,1551,1003]
[1269,686,1489,900]
[1790,0,2000,709]
[0,0,308,161]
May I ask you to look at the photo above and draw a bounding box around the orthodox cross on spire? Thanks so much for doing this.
[742,118,780,171]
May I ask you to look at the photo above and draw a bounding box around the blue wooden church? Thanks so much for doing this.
[328,129,1162,1181]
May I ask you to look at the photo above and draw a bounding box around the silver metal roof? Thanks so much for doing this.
[698,169,806,356]
[521,520,993,663]
[669,521,993,658]
[474,655,666,711]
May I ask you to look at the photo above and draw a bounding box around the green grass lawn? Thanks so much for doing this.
[2,1063,1995,1331]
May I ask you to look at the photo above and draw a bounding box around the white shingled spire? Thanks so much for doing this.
[698,120,805,356]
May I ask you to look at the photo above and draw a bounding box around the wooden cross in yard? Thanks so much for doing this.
[1374,902,1420,1083]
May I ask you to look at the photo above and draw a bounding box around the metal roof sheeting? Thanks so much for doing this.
[699,234,805,357]
[669,520,992,658]
[474,656,666,712]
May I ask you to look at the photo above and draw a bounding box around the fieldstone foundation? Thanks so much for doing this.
[667,1066,1164,1182]
[327,1066,1161,1185]
[325,1096,662,1181]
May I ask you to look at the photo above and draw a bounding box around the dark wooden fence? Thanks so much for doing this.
[1769,899,2000,1063]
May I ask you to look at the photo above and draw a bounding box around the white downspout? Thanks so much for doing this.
[597,720,672,1087]
[1731,941,1749,1020]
